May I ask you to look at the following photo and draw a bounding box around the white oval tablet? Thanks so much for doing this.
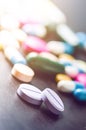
[17,84,42,105]
[41,88,64,115]
[57,80,75,93]
[11,63,35,82]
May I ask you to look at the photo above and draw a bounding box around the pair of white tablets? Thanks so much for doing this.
[17,84,64,115]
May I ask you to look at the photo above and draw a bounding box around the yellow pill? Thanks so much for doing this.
[59,53,75,61]
[55,73,72,82]
[11,63,35,82]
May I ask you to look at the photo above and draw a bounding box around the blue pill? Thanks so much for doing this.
[4,47,27,65]
[73,89,86,101]
[76,32,86,47]
[64,43,74,54]
[75,82,85,90]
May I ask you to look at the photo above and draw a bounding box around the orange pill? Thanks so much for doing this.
[11,63,35,82]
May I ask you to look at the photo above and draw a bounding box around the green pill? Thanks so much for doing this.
[26,54,65,74]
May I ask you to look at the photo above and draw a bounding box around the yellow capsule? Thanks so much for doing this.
[55,73,72,82]
[59,53,75,61]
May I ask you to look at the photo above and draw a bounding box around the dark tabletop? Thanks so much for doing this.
[0,0,86,130]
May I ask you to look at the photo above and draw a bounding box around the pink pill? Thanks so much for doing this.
[22,36,48,53]
[76,73,86,87]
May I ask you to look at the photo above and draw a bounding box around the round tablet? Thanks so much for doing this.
[17,84,42,105]
[41,88,64,115]
[11,63,35,82]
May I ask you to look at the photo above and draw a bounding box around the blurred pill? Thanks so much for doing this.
[41,88,64,115]
[11,63,35,82]
[0,30,20,50]
[55,73,72,82]
[26,54,65,74]
[46,41,74,55]
[4,47,26,64]
[73,60,86,73]
[59,53,75,61]
[22,23,47,38]
[18,0,66,26]
[11,29,27,43]
[65,65,79,78]
[22,36,47,53]
[76,73,86,87]
[17,83,42,105]
[76,32,86,47]
[0,14,19,30]
[57,80,84,93]
[73,89,86,101]
[56,24,79,46]
[39,52,58,62]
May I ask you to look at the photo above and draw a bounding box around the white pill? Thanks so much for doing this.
[46,41,65,55]
[65,65,79,78]
[57,80,84,93]
[57,80,75,93]
[39,52,58,62]
[56,24,79,46]
[4,47,26,64]
[17,84,42,105]
[11,63,35,82]
[41,88,64,115]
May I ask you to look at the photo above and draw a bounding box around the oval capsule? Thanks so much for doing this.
[4,47,26,65]
[46,41,74,55]
[57,80,84,93]
[11,63,35,82]
[56,24,79,46]
[22,36,47,53]
[22,23,47,38]
[26,54,65,74]
[73,89,86,101]
[17,84,42,105]
[41,88,64,115]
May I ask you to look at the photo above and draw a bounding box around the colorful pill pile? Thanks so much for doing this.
[0,0,86,117]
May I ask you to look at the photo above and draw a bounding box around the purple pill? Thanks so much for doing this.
[17,84,42,105]
[41,88,64,115]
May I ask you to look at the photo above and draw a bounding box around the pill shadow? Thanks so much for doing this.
[40,103,63,120]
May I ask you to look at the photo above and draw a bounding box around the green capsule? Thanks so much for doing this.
[26,54,65,74]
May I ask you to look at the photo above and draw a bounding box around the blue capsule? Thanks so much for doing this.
[4,47,27,65]
[64,43,74,54]
[73,89,86,101]
[76,32,86,47]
